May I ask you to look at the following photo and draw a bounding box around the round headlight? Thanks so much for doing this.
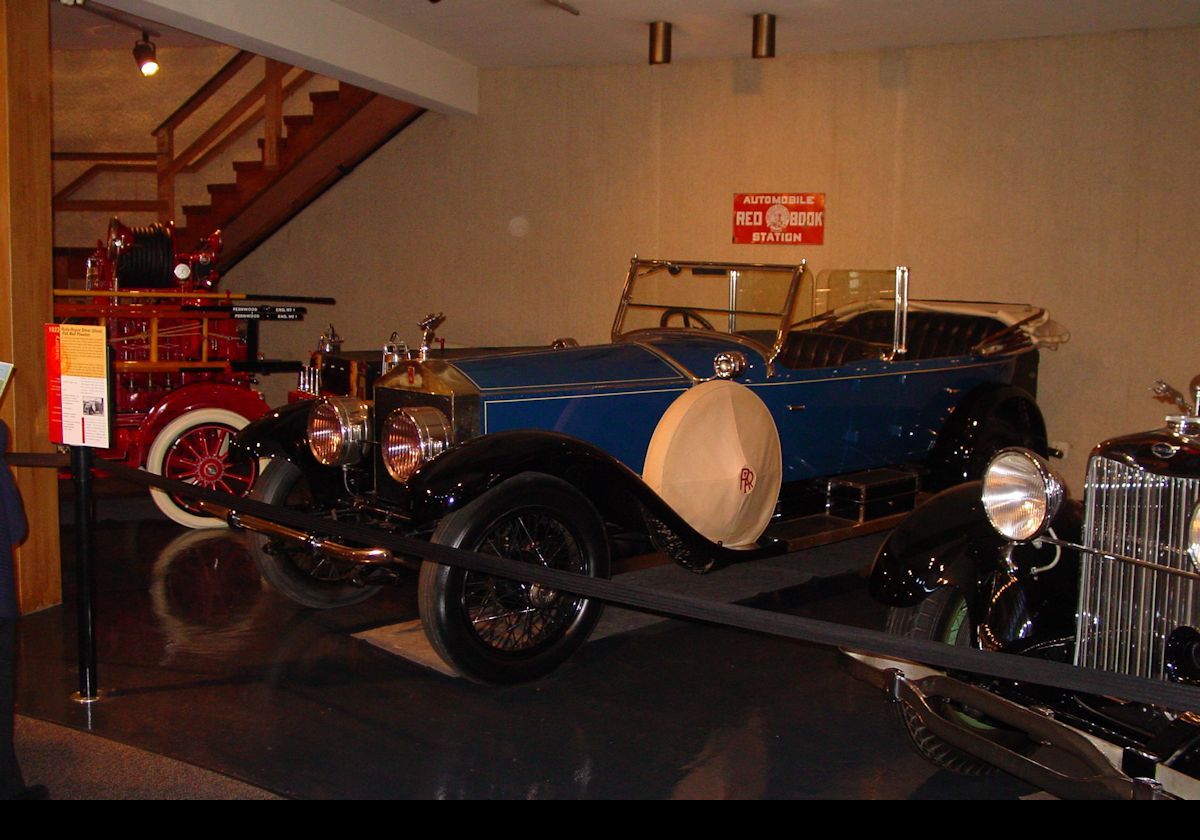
[1188,503,1200,571]
[382,406,452,483]
[981,449,1064,542]
[308,397,371,466]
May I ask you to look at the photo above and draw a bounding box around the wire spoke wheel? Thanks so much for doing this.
[245,460,381,609]
[461,511,588,653]
[419,474,609,684]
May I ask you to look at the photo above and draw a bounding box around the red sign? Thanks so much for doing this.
[732,193,825,245]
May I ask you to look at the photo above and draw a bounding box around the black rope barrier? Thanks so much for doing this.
[7,452,69,469]
[73,457,1200,713]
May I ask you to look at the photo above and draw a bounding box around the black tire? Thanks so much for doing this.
[247,460,380,609]
[418,473,609,684]
[884,589,1005,775]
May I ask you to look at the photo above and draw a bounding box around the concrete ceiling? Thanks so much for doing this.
[331,0,1200,67]
[50,0,215,48]
[59,1,1200,62]
[62,0,1200,115]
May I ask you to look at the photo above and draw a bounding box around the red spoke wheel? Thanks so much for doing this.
[147,408,258,529]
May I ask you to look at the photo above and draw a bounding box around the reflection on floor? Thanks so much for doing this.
[15,490,1038,799]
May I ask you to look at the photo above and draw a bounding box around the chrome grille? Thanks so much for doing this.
[1076,455,1200,680]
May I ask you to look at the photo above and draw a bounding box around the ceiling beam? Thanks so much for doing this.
[102,0,479,115]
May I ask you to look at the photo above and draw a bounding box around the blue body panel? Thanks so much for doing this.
[482,387,688,473]
[446,334,1018,480]
[453,343,688,473]
[750,355,1016,479]
[454,344,685,393]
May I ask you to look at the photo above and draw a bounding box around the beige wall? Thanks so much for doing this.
[230,26,1200,490]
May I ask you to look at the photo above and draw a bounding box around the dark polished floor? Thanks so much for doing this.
[14,484,1039,799]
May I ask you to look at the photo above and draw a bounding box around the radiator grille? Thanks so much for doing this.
[1076,455,1200,679]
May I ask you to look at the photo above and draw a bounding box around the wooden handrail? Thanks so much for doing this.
[54,200,167,213]
[163,75,271,180]
[54,163,156,202]
[52,151,156,162]
[55,289,241,300]
[58,49,326,231]
[182,71,314,174]
[152,50,255,137]
[150,50,306,223]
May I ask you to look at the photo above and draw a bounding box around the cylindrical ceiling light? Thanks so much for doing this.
[133,31,159,76]
[649,20,672,65]
[752,13,776,59]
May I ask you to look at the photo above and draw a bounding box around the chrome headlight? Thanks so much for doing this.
[1188,503,1200,570]
[308,397,371,466]
[382,406,452,483]
[981,449,1064,542]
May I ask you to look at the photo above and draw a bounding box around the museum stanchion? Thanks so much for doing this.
[5,448,100,703]
[70,445,100,703]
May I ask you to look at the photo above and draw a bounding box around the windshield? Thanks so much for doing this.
[611,260,902,356]
[611,260,805,347]
[804,269,899,327]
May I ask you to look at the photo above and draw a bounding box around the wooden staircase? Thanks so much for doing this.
[53,52,424,277]
[175,80,422,270]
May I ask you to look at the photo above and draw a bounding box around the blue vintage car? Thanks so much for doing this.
[216,257,1066,683]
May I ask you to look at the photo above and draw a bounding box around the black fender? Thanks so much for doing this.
[926,382,1049,491]
[232,399,312,462]
[403,430,785,572]
[869,481,1082,653]
[231,400,345,506]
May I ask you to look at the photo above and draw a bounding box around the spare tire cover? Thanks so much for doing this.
[643,380,782,548]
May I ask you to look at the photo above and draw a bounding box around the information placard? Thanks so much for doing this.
[45,323,111,448]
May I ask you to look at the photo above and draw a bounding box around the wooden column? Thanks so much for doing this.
[263,59,286,170]
[155,127,174,224]
[0,0,61,613]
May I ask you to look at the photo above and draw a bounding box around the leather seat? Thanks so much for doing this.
[780,311,1011,369]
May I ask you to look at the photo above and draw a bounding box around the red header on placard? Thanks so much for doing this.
[46,325,63,445]
[732,193,825,245]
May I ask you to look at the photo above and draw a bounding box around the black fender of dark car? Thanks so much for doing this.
[925,382,1049,491]
[232,399,312,463]
[402,429,785,571]
[231,400,346,507]
[869,480,1082,654]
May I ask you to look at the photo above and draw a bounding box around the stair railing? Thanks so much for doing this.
[150,51,314,224]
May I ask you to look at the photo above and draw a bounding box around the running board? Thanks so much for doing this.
[844,652,1192,800]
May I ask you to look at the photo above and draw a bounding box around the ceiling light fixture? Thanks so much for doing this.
[133,31,159,76]
[649,20,671,65]
[752,13,776,59]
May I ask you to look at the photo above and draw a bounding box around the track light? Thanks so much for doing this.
[752,13,776,59]
[133,32,159,77]
[649,20,671,65]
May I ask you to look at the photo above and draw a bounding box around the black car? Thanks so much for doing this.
[851,377,1200,799]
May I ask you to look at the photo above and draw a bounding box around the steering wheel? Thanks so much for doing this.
[660,307,716,330]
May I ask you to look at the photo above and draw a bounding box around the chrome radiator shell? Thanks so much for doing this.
[1076,454,1200,680]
